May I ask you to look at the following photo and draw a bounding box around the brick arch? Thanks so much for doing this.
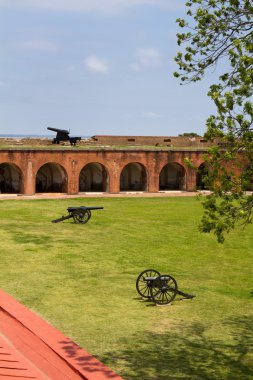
[196,162,209,190]
[241,163,253,190]
[79,162,109,192]
[120,162,148,191]
[0,162,23,194]
[159,162,186,191]
[35,162,68,193]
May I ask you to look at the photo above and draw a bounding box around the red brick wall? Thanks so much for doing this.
[0,149,207,195]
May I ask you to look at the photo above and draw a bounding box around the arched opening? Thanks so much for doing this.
[0,163,22,193]
[196,163,209,190]
[36,163,67,193]
[159,163,186,190]
[241,164,253,191]
[79,163,108,192]
[120,162,148,191]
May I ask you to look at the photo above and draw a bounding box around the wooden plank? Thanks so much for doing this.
[0,290,123,380]
[0,335,49,379]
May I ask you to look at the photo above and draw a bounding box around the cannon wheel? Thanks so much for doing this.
[136,269,160,299]
[73,209,91,224]
[150,274,178,305]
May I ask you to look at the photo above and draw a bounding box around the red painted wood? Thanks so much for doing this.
[0,335,49,379]
[0,289,123,380]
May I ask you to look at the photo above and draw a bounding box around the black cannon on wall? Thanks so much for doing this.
[52,206,104,224]
[47,127,81,146]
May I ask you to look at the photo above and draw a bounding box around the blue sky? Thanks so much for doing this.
[0,0,216,137]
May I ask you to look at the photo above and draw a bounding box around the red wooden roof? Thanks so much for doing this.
[0,289,123,380]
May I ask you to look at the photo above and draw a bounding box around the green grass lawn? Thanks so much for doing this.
[0,197,252,379]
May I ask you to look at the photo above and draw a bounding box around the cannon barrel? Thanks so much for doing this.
[47,127,69,135]
[81,206,104,211]
[67,206,104,212]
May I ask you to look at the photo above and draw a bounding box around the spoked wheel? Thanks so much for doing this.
[136,269,160,299]
[73,209,91,224]
[150,275,178,305]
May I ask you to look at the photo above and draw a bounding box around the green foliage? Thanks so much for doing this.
[175,0,253,242]
[178,132,201,137]
[199,192,253,243]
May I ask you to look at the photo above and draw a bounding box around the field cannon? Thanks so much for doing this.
[52,206,103,224]
[136,269,195,305]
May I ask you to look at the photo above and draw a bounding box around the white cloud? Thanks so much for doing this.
[84,55,109,74]
[16,40,58,51]
[0,0,184,13]
[138,48,162,66]
[130,47,162,71]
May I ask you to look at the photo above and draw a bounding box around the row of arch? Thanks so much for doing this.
[0,161,194,194]
[1,161,251,194]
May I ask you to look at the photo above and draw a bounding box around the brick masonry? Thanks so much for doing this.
[0,148,207,195]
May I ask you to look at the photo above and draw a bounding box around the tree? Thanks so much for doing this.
[178,132,201,137]
[174,0,253,242]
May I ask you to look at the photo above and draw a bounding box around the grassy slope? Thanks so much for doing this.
[0,197,252,379]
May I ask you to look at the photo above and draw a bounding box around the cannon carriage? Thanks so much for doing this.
[136,269,195,305]
[51,206,103,224]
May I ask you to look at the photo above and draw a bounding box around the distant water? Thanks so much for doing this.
[0,134,51,138]
[0,134,89,138]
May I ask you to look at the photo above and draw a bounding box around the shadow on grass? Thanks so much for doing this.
[98,315,253,380]
[1,225,54,247]
[132,297,156,307]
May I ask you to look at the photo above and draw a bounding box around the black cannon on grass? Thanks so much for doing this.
[52,206,103,224]
[136,269,195,305]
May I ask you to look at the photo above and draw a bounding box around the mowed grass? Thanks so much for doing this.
[0,196,252,380]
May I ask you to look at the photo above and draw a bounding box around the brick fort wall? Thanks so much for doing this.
[0,148,207,195]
